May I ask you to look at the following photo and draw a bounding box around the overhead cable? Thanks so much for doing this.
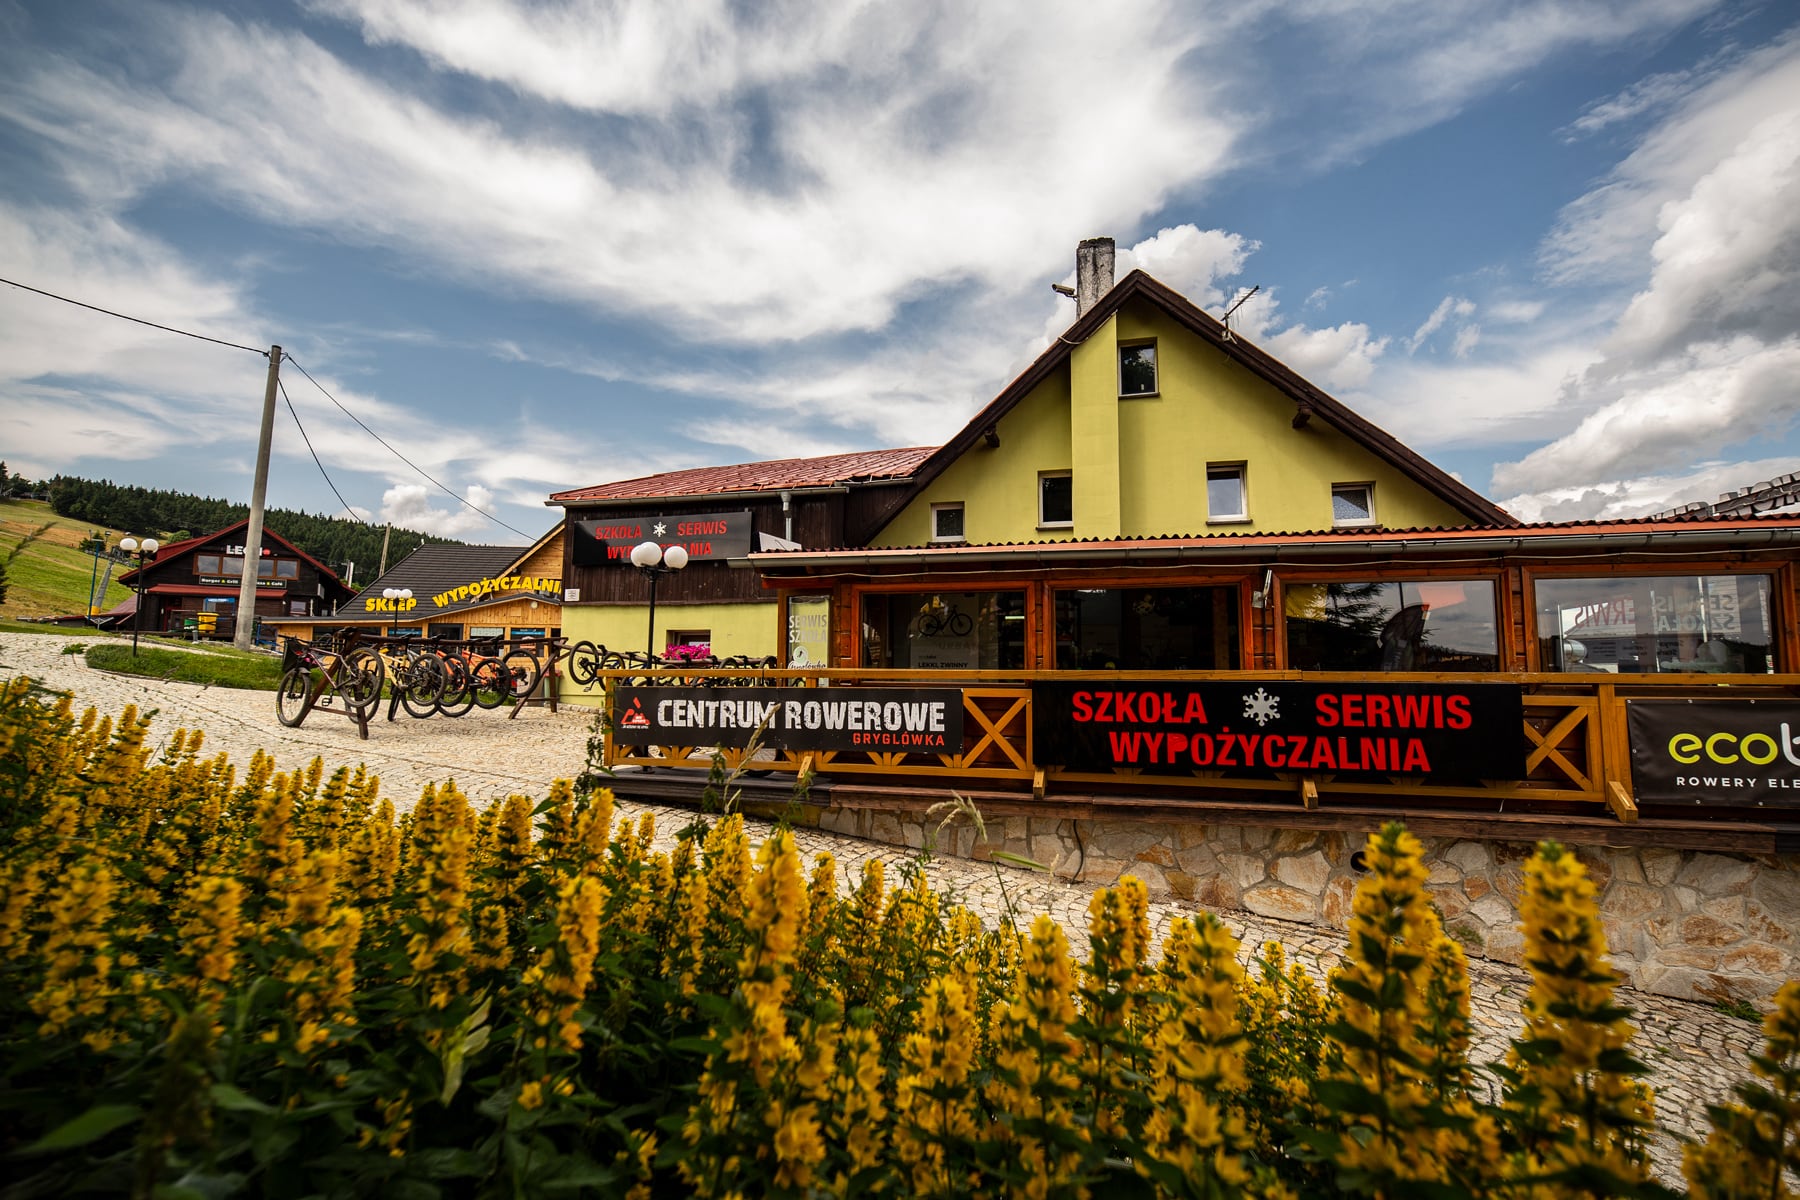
[0,276,268,355]
[278,376,367,525]
[283,354,532,540]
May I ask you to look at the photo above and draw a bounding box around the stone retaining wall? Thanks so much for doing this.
[814,806,1798,1005]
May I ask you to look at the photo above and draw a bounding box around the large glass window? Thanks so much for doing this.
[1054,586,1240,670]
[275,559,299,579]
[1535,573,1773,673]
[195,554,221,575]
[861,590,1027,669]
[1286,580,1499,671]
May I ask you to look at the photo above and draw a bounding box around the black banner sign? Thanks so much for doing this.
[1032,680,1525,780]
[572,511,753,566]
[612,686,965,753]
[1627,700,1800,805]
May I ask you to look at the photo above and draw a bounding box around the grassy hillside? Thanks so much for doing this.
[0,499,136,619]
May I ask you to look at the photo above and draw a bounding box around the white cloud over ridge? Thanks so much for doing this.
[1492,31,1800,508]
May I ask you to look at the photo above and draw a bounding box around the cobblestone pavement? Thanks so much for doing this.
[2,628,1764,1182]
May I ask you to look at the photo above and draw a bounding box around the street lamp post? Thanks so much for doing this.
[117,536,160,657]
[628,541,689,659]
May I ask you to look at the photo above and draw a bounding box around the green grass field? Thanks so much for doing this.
[0,499,136,619]
[85,640,286,690]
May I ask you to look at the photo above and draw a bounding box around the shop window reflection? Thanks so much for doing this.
[1535,574,1773,673]
[860,591,1027,669]
[1053,587,1240,670]
[1285,580,1499,671]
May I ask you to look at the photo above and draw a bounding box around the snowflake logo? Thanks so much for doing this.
[1242,687,1281,726]
[652,521,668,537]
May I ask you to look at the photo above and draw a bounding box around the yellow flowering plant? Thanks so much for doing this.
[2,682,1796,1199]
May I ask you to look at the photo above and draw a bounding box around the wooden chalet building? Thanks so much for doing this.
[269,525,565,646]
[556,240,1800,1004]
[117,520,355,637]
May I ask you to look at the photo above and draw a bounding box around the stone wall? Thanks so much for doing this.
[813,805,1798,1005]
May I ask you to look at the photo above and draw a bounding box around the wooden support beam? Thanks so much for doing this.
[1292,402,1313,430]
[981,426,1000,449]
[1300,778,1319,809]
[1033,768,1045,799]
[798,753,817,782]
[1606,780,1639,823]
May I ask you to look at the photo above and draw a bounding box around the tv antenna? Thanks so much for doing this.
[1220,285,1260,342]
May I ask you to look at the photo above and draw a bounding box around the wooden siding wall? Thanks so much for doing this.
[780,548,1800,672]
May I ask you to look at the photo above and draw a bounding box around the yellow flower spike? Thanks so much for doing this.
[1684,979,1800,1197]
[1505,840,1655,1194]
[29,858,118,1039]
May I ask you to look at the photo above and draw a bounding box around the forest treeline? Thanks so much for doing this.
[45,475,468,583]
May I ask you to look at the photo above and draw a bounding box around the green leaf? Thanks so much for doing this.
[15,1104,142,1155]
[208,1084,276,1114]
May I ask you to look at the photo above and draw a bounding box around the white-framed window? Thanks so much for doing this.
[931,502,966,542]
[1119,341,1158,397]
[1332,482,1376,526]
[1207,464,1247,522]
[1039,471,1073,528]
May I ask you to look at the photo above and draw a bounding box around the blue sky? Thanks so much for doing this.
[3,0,1798,543]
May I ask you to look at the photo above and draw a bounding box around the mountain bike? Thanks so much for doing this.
[375,638,450,719]
[277,635,385,734]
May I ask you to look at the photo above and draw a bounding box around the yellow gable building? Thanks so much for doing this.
[871,238,1510,550]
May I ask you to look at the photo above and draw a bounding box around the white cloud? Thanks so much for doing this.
[1262,321,1391,389]
[1450,323,1481,358]
[1556,62,1709,142]
[1118,225,1259,311]
[1485,299,1545,324]
[379,481,501,538]
[1499,454,1800,523]
[2,4,1236,345]
[1405,294,1476,354]
[1493,34,1800,497]
[1492,336,1800,494]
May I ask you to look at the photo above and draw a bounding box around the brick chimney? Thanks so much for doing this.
[1075,237,1115,317]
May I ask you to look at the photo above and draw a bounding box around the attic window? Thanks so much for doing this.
[1119,342,1158,397]
[1332,483,1375,526]
[1039,472,1073,528]
[1207,464,1247,522]
[931,502,965,542]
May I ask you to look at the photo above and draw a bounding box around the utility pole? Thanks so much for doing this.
[379,525,391,578]
[235,345,281,649]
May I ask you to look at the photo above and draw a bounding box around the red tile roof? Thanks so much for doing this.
[549,447,935,505]
[750,510,1800,562]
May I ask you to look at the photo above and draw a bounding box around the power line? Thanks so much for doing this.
[0,276,268,355]
[283,354,533,540]
[277,376,367,526]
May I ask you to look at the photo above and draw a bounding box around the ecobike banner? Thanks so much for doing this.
[611,686,965,753]
[1032,680,1525,780]
[1627,700,1800,805]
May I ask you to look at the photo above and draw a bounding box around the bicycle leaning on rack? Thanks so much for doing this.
[276,634,385,735]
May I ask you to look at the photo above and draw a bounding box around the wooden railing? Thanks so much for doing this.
[583,669,1800,821]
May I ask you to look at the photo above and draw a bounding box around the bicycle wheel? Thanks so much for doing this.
[400,658,448,719]
[437,657,476,718]
[341,648,385,713]
[949,611,973,636]
[276,666,313,727]
[500,649,542,701]
[468,656,509,709]
[567,640,603,687]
